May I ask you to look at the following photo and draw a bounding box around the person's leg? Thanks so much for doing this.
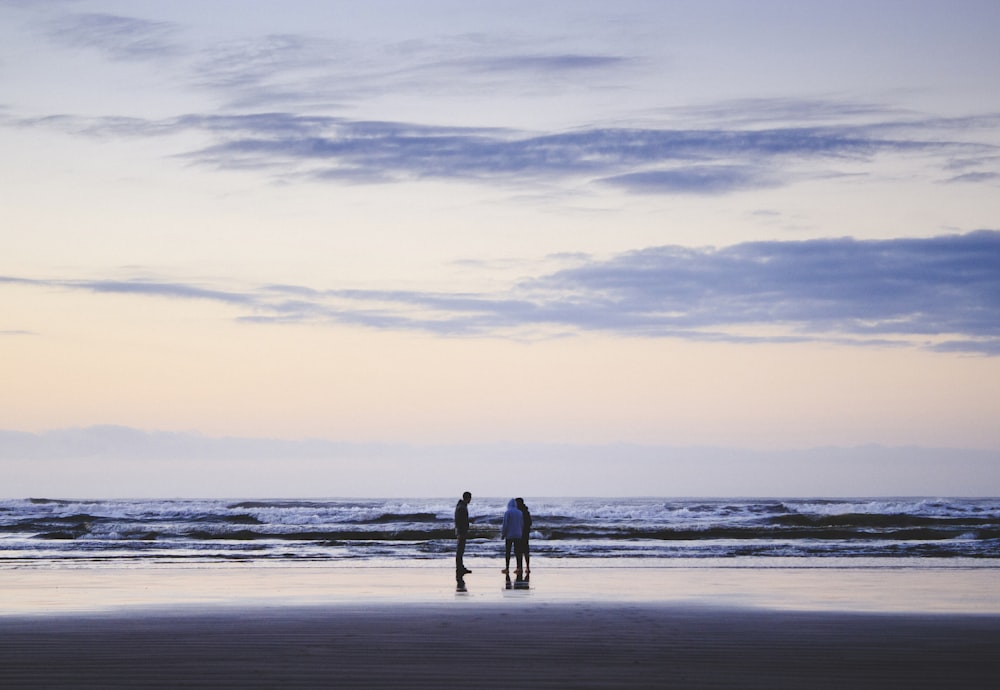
[523,539,530,573]
[456,534,467,571]
[514,542,524,577]
[504,539,512,573]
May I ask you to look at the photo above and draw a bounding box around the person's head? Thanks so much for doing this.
[462,491,472,504]
[515,497,524,508]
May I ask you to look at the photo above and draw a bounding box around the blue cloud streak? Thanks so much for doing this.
[4,231,999,354]
[6,107,997,194]
[530,231,1000,350]
[183,116,992,192]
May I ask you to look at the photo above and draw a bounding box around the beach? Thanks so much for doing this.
[2,564,999,688]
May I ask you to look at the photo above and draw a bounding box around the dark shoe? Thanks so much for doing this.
[462,568,472,574]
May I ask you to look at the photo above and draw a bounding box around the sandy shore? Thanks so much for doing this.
[2,565,999,688]
[2,602,1000,688]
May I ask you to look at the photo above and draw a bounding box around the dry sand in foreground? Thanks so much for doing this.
[2,602,999,689]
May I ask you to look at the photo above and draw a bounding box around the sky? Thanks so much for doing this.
[2,0,999,498]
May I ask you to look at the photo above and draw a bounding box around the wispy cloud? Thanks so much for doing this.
[460,53,630,74]
[6,107,995,194]
[32,9,635,109]
[661,98,917,128]
[190,33,354,108]
[185,114,995,192]
[8,6,1000,194]
[219,31,633,105]
[0,275,256,307]
[945,171,1000,184]
[528,230,1000,353]
[5,231,999,354]
[600,164,779,195]
[44,12,182,61]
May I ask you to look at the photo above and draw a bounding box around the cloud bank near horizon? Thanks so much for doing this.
[2,426,997,498]
[4,230,999,354]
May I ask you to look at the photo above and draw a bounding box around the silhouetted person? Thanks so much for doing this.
[516,497,532,574]
[455,491,472,577]
[501,498,524,576]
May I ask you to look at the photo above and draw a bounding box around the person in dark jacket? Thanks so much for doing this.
[455,492,472,577]
[516,497,532,574]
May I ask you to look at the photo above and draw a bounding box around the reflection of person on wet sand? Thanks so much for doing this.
[501,498,524,576]
[516,497,532,575]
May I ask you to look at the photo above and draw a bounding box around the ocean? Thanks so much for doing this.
[2,497,998,568]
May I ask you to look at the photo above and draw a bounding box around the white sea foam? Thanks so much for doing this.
[2,497,999,567]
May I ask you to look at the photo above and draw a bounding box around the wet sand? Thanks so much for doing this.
[2,565,999,688]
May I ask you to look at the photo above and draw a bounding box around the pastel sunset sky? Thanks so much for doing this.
[2,1,998,497]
